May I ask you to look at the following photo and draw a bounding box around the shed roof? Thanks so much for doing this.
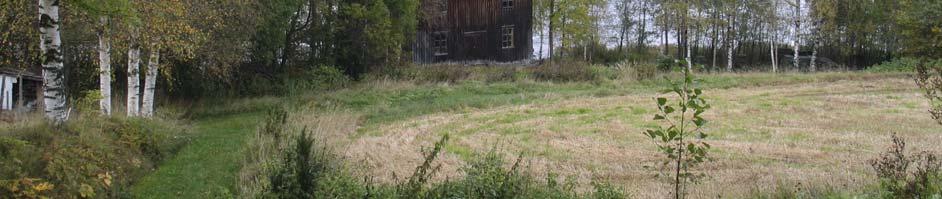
[0,67,42,81]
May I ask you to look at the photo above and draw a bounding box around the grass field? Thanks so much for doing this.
[284,72,938,198]
[131,113,263,198]
[130,71,935,198]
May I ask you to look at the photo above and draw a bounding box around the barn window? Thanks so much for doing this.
[501,26,514,49]
[502,0,514,10]
[433,31,448,56]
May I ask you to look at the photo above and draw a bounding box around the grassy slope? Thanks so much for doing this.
[130,112,263,198]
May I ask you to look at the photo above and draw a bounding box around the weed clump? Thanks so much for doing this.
[870,133,942,198]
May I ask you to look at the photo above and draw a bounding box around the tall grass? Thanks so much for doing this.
[0,115,189,198]
[238,108,629,198]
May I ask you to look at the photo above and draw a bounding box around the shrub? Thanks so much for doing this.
[868,57,923,72]
[240,109,372,198]
[870,133,942,198]
[612,61,658,81]
[532,61,603,82]
[286,65,351,94]
[656,56,678,72]
[914,59,942,124]
[73,90,104,116]
[0,116,189,198]
[478,66,527,83]
[415,64,473,83]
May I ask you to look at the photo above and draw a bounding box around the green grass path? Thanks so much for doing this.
[131,112,263,198]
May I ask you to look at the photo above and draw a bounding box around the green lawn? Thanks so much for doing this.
[130,112,263,198]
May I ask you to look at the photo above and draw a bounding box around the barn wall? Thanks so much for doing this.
[414,0,533,63]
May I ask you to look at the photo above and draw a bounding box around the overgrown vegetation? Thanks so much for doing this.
[866,57,923,73]
[915,59,942,124]
[0,115,189,198]
[870,134,942,198]
[239,108,628,198]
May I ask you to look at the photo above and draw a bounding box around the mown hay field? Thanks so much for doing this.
[288,72,936,198]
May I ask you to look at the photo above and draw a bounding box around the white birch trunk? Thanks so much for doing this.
[771,39,777,73]
[793,0,800,70]
[98,16,112,115]
[39,0,68,123]
[727,39,735,72]
[142,51,159,117]
[127,44,141,117]
[770,0,778,73]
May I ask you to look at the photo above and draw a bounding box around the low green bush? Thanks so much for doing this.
[867,57,923,72]
[285,65,352,94]
[0,116,189,198]
[531,61,607,82]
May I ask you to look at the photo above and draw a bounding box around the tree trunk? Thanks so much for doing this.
[637,0,648,50]
[548,0,555,60]
[142,51,159,117]
[793,0,800,70]
[538,24,544,59]
[770,38,777,72]
[39,0,68,123]
[684,0,692,72]
[727,40,736,72]
[810,40,817,72]
[726,13,736,72]
[770,0,778,73]
[127,44,141,117]
[710,6,718,71]
[98,16,112,115]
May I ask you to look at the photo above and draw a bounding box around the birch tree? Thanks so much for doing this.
[141,50,158,116]
[76,0,132,115]
[789,0,800,70]
[38,0,68,122]
[127,31,141,116]
[98,17,113,115]
[724,0,740,72]
[137,0,203,117]
[769,0,778,73]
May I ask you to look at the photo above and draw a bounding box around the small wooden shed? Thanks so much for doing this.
[0,67,43,112]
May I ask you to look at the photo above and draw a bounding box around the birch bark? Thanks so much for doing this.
[127,43,141,116]
[792,0,800,70]
[39,0,68,122]
[142,51,159,117]
[98,16,112,115]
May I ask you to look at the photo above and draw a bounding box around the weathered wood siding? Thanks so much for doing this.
[415,0,532,63]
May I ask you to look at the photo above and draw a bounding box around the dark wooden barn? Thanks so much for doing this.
[413,0,533,63]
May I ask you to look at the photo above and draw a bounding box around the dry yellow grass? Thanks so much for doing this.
[300,75,939,198]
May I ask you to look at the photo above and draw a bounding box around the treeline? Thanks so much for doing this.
[1,0,941,121]
[534,0,942,71]
[1,0,420,121]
